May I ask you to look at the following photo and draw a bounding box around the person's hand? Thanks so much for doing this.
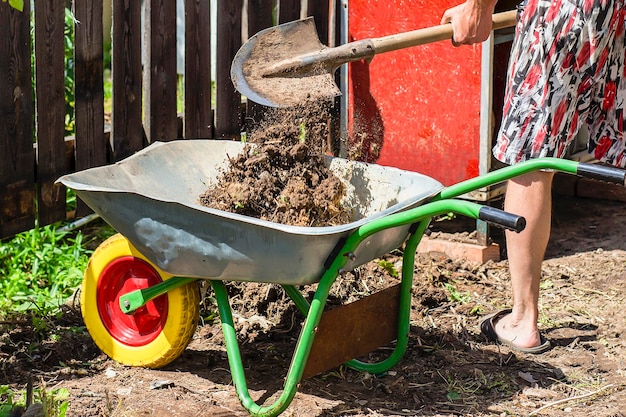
[440,1,496,46]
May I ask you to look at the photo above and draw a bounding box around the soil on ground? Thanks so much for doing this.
[2,104,626,417]
[2,192,625,417]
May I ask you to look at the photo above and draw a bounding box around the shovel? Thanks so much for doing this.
[231,10,517,107]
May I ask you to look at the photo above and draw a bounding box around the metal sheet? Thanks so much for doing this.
[347,0,512,187]
[302,283,401,379]
[58,140,443,284]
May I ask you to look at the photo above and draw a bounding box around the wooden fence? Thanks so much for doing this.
[0,0,341,239]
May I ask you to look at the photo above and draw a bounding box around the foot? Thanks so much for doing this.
[480,309,551,354]
[493,310,543,349]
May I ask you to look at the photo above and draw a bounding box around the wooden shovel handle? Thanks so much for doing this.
[371,9,517,54]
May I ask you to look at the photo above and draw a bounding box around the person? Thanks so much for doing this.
[440,0,626,353]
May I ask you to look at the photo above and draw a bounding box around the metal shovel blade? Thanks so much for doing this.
[231,17,341,108]
[231,10,517,108]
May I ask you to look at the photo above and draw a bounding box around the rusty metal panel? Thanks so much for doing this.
[303,283,401,379]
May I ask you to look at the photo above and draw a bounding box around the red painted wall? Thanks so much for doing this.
[348,0,483,186]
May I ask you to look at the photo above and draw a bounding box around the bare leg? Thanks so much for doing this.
[495,170,554,349]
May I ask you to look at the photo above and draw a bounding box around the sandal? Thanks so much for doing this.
[479,309,552,354]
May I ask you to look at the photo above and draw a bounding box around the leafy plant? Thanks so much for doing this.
[0,385,19,415]
[1,0,23,12]
[0,383,69,417]
[0,223,93,316]
[377,259,399,278]
[38,385,69,417]
[434,212,457,222]
[443,282,471,304]
[298,122,306,143]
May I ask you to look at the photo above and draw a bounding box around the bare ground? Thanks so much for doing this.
[1,192,625,417]
[4,105,626,417]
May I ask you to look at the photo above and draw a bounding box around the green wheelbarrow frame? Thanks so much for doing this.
[118,157,625,417]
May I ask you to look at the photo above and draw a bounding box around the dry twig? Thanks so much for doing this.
[527,384,614,416]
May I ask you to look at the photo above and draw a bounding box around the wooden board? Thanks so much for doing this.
[0,3,35,238]
[112,0,144,161]
[34,0,68,226]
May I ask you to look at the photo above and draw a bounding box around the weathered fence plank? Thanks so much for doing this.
[0,0,339,238]
[111,0,144,161]
[144,0,178,143]
[247,1,274,43]
[74,0,106,170]
[308,1,330,45]
[34,0,67,226]
[215,0,242,139]
[183,0,212,139]
[245,0,274,127]
[74,0,105,217]
[279,0,301,23]
[0,3,35,239]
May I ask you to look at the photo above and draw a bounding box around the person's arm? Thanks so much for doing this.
[440,0,499,45]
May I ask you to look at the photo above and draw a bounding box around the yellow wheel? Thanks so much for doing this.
[81,233,199,368]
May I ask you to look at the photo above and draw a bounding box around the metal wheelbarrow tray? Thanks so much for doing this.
[59,139,446,285]
[58,140,626,417]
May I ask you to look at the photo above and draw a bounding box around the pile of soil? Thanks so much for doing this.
[198,104,352,227]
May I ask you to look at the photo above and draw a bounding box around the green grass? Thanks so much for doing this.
[0,196,114,318]
[0,189,115,416]
[0,225,90,316]
[0,383,69,417]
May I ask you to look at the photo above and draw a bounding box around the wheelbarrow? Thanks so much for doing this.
[57,139,626,417]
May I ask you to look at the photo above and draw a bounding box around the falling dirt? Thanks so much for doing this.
[198,104,352,227]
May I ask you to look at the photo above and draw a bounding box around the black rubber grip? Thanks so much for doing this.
[479,206,526,233]
[577,163,626,185]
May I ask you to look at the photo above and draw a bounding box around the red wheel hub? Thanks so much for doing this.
[97,256,168,346]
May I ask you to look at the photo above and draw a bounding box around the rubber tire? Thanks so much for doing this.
[81,233,199,368]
